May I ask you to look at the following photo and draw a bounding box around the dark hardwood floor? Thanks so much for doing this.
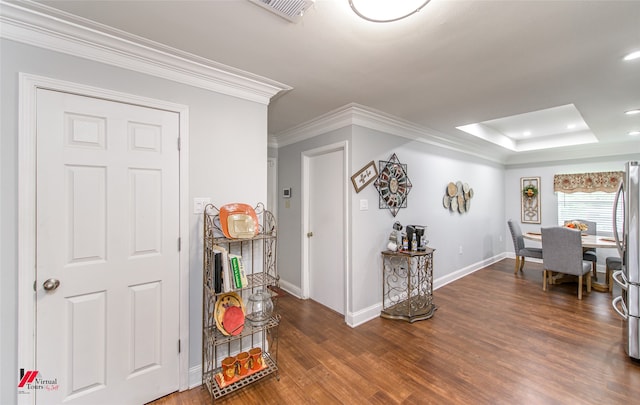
[150,259,640,404]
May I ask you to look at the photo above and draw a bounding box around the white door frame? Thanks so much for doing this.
[267,157,278,220]
[301,141,350,321]
[17,73,191,403]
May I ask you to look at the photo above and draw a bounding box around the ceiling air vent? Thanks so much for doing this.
[248,0,315,23]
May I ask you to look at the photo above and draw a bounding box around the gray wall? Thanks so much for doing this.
[504,155,640,264]
[350,127,505,314]
[276,123,505,323]
[276,126,353,292]
[1,39,268,403]
[276,122,639,326]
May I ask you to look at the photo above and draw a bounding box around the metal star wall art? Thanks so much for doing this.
[374,153,412,217]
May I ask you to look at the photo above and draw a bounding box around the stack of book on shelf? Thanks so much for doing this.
[211,246,248,292]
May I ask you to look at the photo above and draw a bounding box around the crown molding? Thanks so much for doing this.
[0,0,291,104]
[503,141,640,168]
[273,103,505,164]
[273,103,360,147]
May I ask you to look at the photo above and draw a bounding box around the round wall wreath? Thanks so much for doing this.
[522,184,538,198]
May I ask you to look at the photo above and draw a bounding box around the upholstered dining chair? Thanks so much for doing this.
[507,219,543,274]
[605,256,622,293]
[565,219,598,280]
[541,226,592,299]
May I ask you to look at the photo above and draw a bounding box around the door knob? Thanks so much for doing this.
[43,278,60,291]
[307,232,313,237]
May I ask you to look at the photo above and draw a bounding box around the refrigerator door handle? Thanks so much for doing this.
[612,296,629,320]
[612,269,628,289]
[613,179,625,258]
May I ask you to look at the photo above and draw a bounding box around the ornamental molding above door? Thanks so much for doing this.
[0,1,290,104]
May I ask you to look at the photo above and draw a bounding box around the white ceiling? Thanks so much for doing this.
[22,0,640,164]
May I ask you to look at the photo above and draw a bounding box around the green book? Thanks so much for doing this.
[229,256,242,289]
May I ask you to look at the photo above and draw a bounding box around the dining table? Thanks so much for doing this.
[523,231,620,292]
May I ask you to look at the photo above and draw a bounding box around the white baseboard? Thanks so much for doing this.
[188,365,202,389]
[346,302,382,328]
[279,278,303,298]
[434,253,506,290]
[279,254,508,329]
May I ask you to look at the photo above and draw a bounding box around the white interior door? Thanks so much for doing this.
[35,89,180,404]
[308,149,345,314]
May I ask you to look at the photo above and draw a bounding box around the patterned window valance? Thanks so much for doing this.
[553,171,624,193]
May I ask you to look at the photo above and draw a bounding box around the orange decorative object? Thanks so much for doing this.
[214,292,246,336]
[222,306,245,336]
[215,355,268,388]
[564,220,588,231]
[219,203,259,239]
[236,352,250,376]
[249,347,263,370]
[221,356,236,382]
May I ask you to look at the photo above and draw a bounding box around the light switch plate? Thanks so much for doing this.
[194,197,211,214]
[359,199,368,211]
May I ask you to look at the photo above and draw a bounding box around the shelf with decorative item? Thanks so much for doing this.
[203,315,280,347]
[204,352,278,399]
[201,202,280,401]
[380,248,437,323]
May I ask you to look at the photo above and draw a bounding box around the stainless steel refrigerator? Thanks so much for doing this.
[612,160,640,359]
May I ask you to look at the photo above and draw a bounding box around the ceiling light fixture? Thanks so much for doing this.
[625,109,640,115]
[349,0,431,23]
[630,131,640,136]
[624,50,640,61]
[567,124,576,129]
[523,131,531,136]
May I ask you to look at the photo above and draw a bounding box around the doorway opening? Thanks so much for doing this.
[301,141,349,320]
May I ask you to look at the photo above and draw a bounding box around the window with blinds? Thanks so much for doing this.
[557,191,623,235]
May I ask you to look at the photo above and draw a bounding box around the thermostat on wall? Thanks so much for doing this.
[283,187,292,198]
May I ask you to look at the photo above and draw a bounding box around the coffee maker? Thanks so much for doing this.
[406,225,426,250]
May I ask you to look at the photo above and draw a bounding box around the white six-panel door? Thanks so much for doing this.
[35,89,180,404]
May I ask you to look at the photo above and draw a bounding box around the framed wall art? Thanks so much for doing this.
[374,153,412,217]
[521,176,541,224]
[351,160,378,193]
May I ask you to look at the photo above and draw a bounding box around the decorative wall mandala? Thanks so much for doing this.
[442,181,474,214]
[374,153,412,217]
